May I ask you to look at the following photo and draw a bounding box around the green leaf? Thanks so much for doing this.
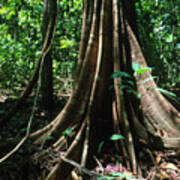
[165,34,173,43]
[127,89,137,95]
[20,127,27,132]
[135,2,139,8]
[156,88,177,97]
[111,72,132,79]
[7,10,16,20]
[127,89,142,99]
[119,84,130,89]
[141,76,157,84]
[0,7,8,15]
[109,172,124,177]
[97,141,104,153]
[132,62,141,72]
[149,32,153,38]
[60,39,75,49]
[126,80,134,86]
[43,136,54,140]
[132,63,152,77]
[109,172,134,178]
[110,134,125,141]
[177,43,180,49]
[137,93,142,99]
[97,176,114,180]
[62,128,73,136]
[136,67,152,75]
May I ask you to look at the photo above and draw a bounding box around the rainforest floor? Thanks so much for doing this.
[0,92,180,180]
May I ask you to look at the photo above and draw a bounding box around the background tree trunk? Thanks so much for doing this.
[41,0,57,117]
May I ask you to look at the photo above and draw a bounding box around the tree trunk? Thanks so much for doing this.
[30,0,180,179]
[40,0,57,117]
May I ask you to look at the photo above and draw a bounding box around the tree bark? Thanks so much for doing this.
[41,0,57,117]
[31,0,180,179]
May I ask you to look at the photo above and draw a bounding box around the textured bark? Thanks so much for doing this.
[31,0,180,179]
[31,0,100,146]
[41,0,57,116]
[127,23,180,137]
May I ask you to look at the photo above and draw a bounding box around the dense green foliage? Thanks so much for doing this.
[0,0,42,93]
[0,0,179,97]
[136,0,180,90]
[0,0,82,96]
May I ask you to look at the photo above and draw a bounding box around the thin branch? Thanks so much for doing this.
[60,155,102,178]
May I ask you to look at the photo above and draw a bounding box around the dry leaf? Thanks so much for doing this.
[156,156,161,164]
[156,171,170,179]
[71,170,79,180]
[161,163,178,170]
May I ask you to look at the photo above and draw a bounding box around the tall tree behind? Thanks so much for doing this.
[41,0,57,117]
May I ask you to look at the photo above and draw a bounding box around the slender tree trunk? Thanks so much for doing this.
[41,0,57,117]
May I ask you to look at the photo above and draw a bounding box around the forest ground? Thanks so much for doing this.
[0,90,180,180]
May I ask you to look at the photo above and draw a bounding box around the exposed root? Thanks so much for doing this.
[81,117,90,167]
[127,20,180,138]
[45,120,86,180]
